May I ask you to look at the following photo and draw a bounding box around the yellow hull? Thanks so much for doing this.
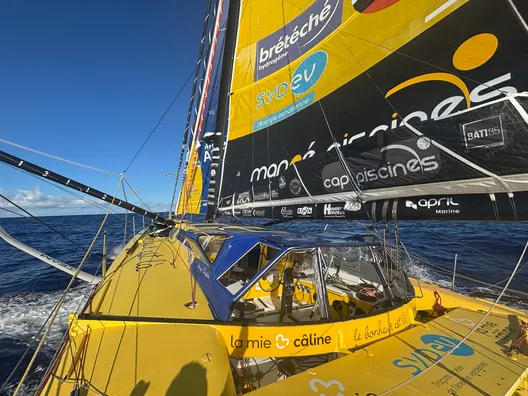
[37,231,528,395]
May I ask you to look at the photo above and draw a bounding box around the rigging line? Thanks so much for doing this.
[0,206,25,218]
[506,0,528,34]
[264,0,314,205]
[244,0,316,204]
[15,166,127,217]
[0,192,88,251]
[178,6,231,222]
[123,64,199,173]
[214,1,250,216]
[335,29,511,193]
[176,29,226,215]
[11,178,123,396]
[2,260,102,395]
[316,14,520,98]
[0,138,118,176]
[379,239,528,395]
[170,0,218,214]
[318,101,365,202]
[121,177,128,244]
[405,250,528,297]
[357,219,528,298]
[0,164,128,232]
[123,178,153,213]
[283,0,520,111]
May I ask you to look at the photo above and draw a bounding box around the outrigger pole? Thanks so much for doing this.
[0,149,169,223]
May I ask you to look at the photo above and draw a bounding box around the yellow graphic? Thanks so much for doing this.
[177,163,203,215]
[290,154,302,164]
[385,33,499,109]
[386,72,471,107]
[453,33,498,71]
[228,0,469,141]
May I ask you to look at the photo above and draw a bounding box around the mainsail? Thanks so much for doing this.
[214,0,528,221]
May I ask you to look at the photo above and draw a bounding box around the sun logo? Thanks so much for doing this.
[386,33,500,110]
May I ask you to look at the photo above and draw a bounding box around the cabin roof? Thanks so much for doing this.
[188,223,378,248]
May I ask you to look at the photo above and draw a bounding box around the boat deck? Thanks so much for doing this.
[83,234,214,320]
[250,307,528,395]
[37,231,528,395]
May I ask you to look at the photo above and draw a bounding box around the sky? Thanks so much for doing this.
[0,1,209,216]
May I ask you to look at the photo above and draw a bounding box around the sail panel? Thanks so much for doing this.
[218,0,528,220]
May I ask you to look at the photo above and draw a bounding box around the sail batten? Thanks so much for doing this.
[215,0,528,221]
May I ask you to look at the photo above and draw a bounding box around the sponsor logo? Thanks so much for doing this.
[275,334,290,349]
[242,209,253,217]
[280,206,294,218]
[328,34,516,151]
[256,51,328,108]
[323,137,440,192]
[251,141,315,182]
[294,333,332,347]
[323,204,346,218]
[352,0,400,13]
[462,115,504,149]
[393,334,474,377]
[229,333,332,351]
[197,262,211,279]
[289,178,302,196]
[254,0,343,80]
[405,197,460,215]
[201,141,215,163]
[344,201,361,211]
[252,209,266,217]
[253,190,279,201]
[278,176,287,189]
[297,206,313,216]
[236,191,251,205]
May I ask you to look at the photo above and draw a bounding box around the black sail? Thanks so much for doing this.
[216,0,528,221]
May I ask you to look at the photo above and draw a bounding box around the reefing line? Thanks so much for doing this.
[11,178,122,396]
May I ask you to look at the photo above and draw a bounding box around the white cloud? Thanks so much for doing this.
[0,187,172,217]
[0,186,92,210]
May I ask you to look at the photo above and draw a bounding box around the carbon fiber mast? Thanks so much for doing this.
[205,0,240,222]
[0,149,168,223]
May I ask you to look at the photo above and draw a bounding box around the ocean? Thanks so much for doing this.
[0,214,527,394]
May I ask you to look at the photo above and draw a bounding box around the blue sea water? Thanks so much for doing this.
[0,214,527,393]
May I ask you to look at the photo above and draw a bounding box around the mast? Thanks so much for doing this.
[170,0,215,214]
[205,0,240,221]
[176,0,226,216]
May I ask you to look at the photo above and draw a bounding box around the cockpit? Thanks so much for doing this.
[177,226,415,323]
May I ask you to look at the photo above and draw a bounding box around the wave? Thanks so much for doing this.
[0,283,94,394]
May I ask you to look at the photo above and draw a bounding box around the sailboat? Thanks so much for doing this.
[2,0,528,394]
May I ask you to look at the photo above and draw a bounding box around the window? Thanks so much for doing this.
[197,234,229,263]
[184,238,208,264]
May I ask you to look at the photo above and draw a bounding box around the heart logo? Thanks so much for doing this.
[309,378,345,396]
[275,334,290,349]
